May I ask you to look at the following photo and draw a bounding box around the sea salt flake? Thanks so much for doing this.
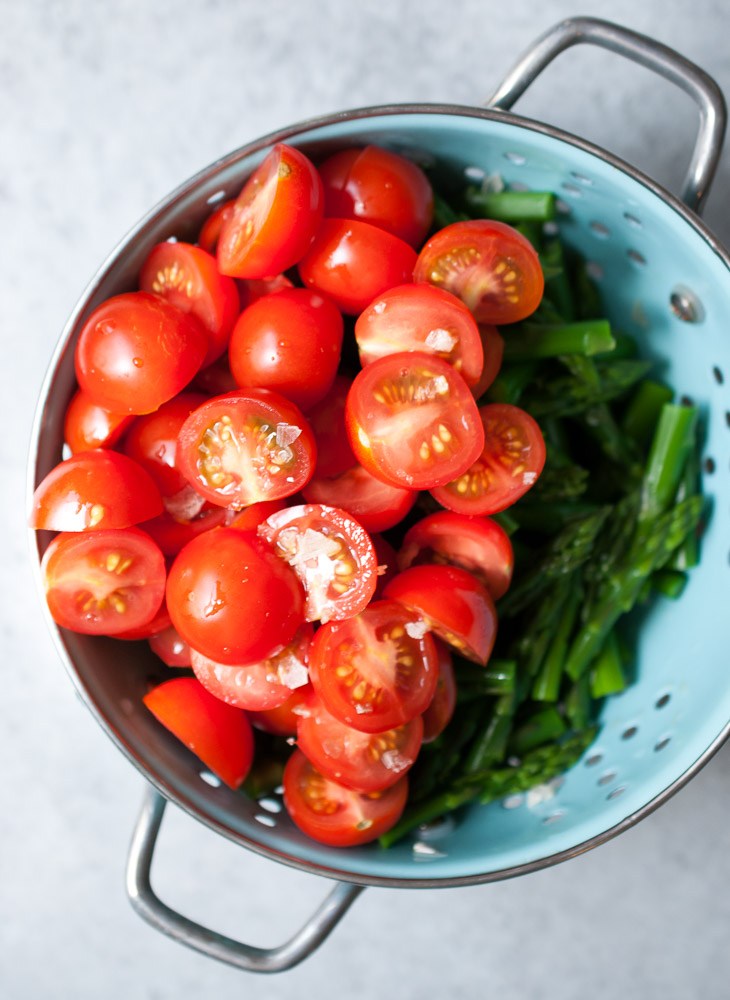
[425,328,458,353]
[275,423,302,448]
[405,619,429,640]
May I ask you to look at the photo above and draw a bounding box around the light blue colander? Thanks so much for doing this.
[28,17,730,972]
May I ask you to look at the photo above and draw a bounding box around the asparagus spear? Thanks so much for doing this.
[465,188,557,222]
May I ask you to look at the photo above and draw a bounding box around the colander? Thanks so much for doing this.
[28,17,730,973]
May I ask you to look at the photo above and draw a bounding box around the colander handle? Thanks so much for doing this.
[125,786,364,973]
[486,16,727,213]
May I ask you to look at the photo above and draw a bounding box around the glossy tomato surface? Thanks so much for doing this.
[190,646,299,712]
[302,462,416,534]
[306,375,356,478]
[197,198,235,254]
[63,390,133,454]
[421,639,457,743]
[148,625,191,667]
[471,325,505,399]
[122,392,207,498]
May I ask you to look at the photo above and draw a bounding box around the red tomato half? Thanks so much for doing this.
[198,198,236,254]
[114,599,172,641]
[471,325,505,399]
[355,284,484,387]
[63,390,134,454]
[248,683,313,737]
[302,463,416,534]
[258,504,377,623]
[237,273,295,310]
[297,693,423,792]
[141,504,232,557]
[144,677,254,789]
[228,498,289,532]
[228,288,343,411]
[217,144,324,279]
[139,242,239,367]
[422,639,457,744]
[430,403,546,515]
[166,527,305,664]
[318,145,433,247]
[398,511,514,600]
[298,219,417,315]
[306,375,356,478]
[308,600,439,733]
[74,291,208,414]
[122,392,207,498]
[414,220,544,325]
[148,625,191,667]
[345,352,485,490]
[283,749,408,847]
[30,450,163,532]
[177,389,316,509]
[41,527,166,635]
[383,564,498,665]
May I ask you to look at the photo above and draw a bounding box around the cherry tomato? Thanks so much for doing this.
[414,220,544,325]
[297,693,423,792]
[30,450,163,532]
[217,144,324,279]
[122,392,207,498]
[318,145,433,247]
[228,288,343,411]
[63,390,134,454]
[228,497,289,532]
[306,375,356,478]
[471,325,505,399]
[197,198,236,254]
[166,527,305,664]
[141,504,232,557]
[421,639,457,744]
[148,625,191,667]
[298,219,417,315]
[177,389,316,509]
[345,352,485,490]
[430,402,546,515]
[144,676,254,789]
[139,242,239,366]
[248,682,313,737]
[355,284,483,387]
[74,291,208,415]
[191,353,238,396]
[308,599,439,732]
[283,749,408,847]
[258,504,378,623]
[302,463,416,534]
[237,273,294,310]
[114,599,172,640]
[383,564,498,666]
[41,527,166,635]
[398,510,514,600]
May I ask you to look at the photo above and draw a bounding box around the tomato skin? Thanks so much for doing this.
[217,144,324,279]
[143,676,254,790]
[30,450,163,532]
[430,402,546,516]
[471,325,504,399]
[122,392,207,498]
[306,375,356,478]
[318,145,433,247]
[74,291,208,415]
[228,497,290,532]
[355,284,484,387]
[198,198,236,254]
[398,511,514,600]
[283,749,408,847]
[191,354,238,397]
[383,564,498,666]
[228,288,343,411]
[421,639,457,743]
[298,219,418,315]
[302,463,416,534]
[140,505,232,557]
[190,643,303,712]
[148,625,191,667]
[414,220,544,325]
[249,683,313,737]
[63,390,134,454]
[114,599,173,640]
[237,273,295,310]
[166,527,305,665]
[139,242,240,367]
[41,527,166,635]
[345,351,485,490]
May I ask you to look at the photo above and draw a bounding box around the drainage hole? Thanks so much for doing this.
[621,726,638,740]
[655,736,672,752]
[607,786,626,800]
[655,693,671,709]
[598,770,617,786]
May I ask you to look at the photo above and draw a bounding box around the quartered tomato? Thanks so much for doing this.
[302,463,416,534]
[296,693,423,792]
[345,351,484,490]
[197,198,236,254]
[143,676,254,790]
[258,504,377,623]
[421,639,457,744]
[308,599,439,732]
[306,375,356,478]
[122,392,207,498]
[63,390,134,454]
[283,749,408,847]
[139,242,239,366]
[414,220,544,325]
[217,143,324,279]
[430,403,546,515]
[41,527,166,635]
[177,389,316,509]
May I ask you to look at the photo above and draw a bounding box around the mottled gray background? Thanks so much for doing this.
[4,1,730,997]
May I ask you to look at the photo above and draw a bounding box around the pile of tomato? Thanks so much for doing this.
[31,141,548,847]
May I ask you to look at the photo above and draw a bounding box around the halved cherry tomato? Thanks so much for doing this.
[297,693,423,792]
[141,504,232,557]
[283,749,408,847]
[383,564,497,665]
[217,144,324,279]
[139,242,239,366]
[398,511,514,600]
[144,676,254,789]
[471,325,505,399]
[258,503,378,623]
[302,463,416,534]
[308,599,439,732]
[345,351,485,490]
[248,683,313,737]
[414,220,544,325]
[355,284,483,387]
[228,288,343,410]
[41,527,166,635]
[298,219,417,315]
[306,375,356,478]
[237,273,294,310]
[198,198,236,254]
[148,625,191,667]
[166,527,305,664]
[122,392,207,498]
[63,390,134,454]
[30,450,163,532]
[430,403,546,515]
[177,389,316,509]
[74,291,208,414]
[318,145,433,247]
[422,639,457,744]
